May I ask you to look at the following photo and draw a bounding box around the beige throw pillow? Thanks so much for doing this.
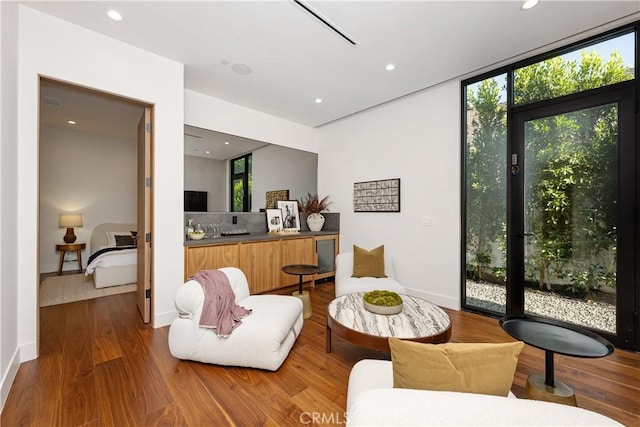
[389,338,524,397]
[352,245,387,278]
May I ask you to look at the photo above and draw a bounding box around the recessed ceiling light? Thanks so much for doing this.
[67,120,76,125]
[231,63,252,75]
[522,0,539,10]
[205,150,211,154]
[314,98,323,104]
[385,63,396,71]
[224,142,230,145]
[107,10,122,21]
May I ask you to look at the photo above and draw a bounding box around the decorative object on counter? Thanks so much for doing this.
[353,178,401,212]
[59,213,83,243]
[277,200,301,231]
[188,230,205,240]
[221,229,250,236]
[363,290,403,315]
[298,193,331,231]
[185,218,195,238]
[268,229,300,235]
[266,208,284,233]
[206,224,221,238]
[188,223,206,240]
[266,189,290,209]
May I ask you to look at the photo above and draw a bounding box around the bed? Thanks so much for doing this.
[86,223,138,289]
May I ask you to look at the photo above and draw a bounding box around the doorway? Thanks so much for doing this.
[38,78,153,323]
[510,86,636,349]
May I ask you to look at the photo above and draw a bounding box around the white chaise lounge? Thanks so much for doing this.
[334,250,406,297]
[168,267,303,371]
[346,359,621,426]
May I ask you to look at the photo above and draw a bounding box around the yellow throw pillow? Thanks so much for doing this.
[352,245,387,278]
[389,338,524,397]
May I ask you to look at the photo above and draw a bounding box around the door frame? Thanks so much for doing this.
[508,83,636,349]
[37,78,154,335]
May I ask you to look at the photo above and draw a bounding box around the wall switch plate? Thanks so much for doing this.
[421,216,435,226]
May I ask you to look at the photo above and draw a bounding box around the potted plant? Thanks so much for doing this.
[363,290,403,315]
[298,193,331,231]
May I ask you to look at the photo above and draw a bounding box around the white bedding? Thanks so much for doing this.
[85,247,137,275]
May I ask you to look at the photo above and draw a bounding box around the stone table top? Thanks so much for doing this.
[327,292,451,340]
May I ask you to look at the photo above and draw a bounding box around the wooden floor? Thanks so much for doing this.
[2,281,639,426]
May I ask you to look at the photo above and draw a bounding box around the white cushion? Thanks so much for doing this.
[347,388,621,426]
[335,251,406,297]
[347,359,515,413]
[168,267,303,371]
[346,359,620,426]
[347,359,394,412]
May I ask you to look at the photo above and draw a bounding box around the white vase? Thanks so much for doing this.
[306,213,325,231]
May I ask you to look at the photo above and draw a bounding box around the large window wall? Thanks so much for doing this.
[462,24,638,350]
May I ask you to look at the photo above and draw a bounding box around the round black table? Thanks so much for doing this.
[281,264,319,319]
[500,314,614,406]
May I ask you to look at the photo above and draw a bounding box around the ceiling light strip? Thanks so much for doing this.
[293,0,357,46]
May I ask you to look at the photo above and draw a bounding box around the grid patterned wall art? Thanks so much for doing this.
[353,178,401,212]
[265,190,289,209]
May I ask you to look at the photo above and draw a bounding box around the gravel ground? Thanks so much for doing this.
[466,280,616,334]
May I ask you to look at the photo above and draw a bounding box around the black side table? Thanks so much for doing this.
[500,314,614,406]
[281,264,319,319]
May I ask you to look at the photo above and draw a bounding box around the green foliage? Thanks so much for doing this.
[466,77,507,277]
[363,290,403,307]
[467,47,626,294]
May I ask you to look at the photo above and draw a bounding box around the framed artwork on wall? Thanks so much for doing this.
[266,190,289,209]
[277,200,300,231]
[266,208,283,232]
[353,178,401,212]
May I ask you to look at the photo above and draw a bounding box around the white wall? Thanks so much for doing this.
[39,126,138,273]
[184,155,227,211]
[17,6,184,365]
[317,80,461,309]
[0,0,20,412]
[252,144,318,211]
[185,89,318,154]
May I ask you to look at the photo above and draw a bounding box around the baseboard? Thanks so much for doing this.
[153,309,178,328]
[0,346,21,413]
[406,287,460,311]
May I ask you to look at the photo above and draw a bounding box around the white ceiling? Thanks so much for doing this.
[40,77,270,160]
[25,1,640,129]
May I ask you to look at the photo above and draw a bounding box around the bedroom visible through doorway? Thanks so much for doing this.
[38,78,154,324]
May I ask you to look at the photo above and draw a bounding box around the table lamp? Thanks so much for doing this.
[59,213,83,243]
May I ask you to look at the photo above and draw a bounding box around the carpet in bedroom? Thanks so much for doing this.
[40,273,137,307]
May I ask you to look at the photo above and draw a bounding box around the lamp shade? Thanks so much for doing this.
[59,214,83,228]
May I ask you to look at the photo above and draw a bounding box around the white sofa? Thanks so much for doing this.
[346,359,621,426]
[334,251,406,297]
[168,267,303,371]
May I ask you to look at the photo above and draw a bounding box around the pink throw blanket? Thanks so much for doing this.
[189,269,252,337]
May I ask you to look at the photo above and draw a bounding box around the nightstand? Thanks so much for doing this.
[56,242,86,275]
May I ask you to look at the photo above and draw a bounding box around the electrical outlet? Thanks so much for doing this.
[421,216,435,226]
[232,216,238,224]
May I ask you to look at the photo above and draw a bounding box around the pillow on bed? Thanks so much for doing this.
[115,235,135,246]
[106,231,133,247]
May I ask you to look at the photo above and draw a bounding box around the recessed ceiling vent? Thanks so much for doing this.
[293,0,357,46]
[42,96,61,107]
[184,133,202,139]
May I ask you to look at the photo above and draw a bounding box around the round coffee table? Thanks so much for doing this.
[326,292,451,353]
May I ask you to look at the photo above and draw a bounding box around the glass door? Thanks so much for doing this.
[512,88,635,348]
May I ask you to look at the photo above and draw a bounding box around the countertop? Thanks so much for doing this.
[184,230,338,246]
